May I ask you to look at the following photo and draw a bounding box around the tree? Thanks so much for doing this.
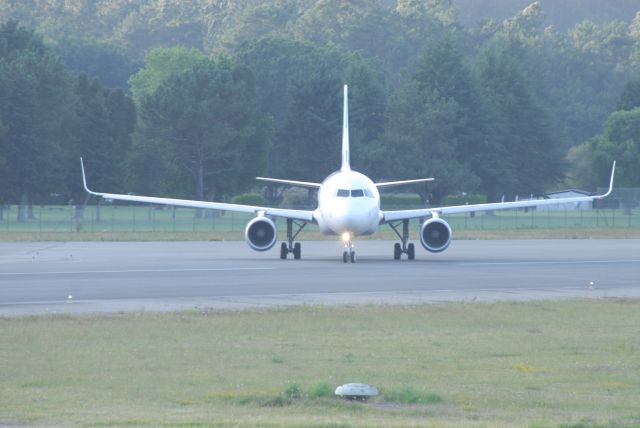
[618,76,640,111]
[127,46,211,197]
[0,21,73,220]
[279,70,343,183]
[476,37,564,198]
[236,39,384,171]
[66,74,136,220]
[383,80,478,205]
[236,38,387,204]
[54,36,140,90]
[589,108,640,187]
[343,56,387,177]
[128,46,209,105]
[213,0,300,52]
[135,57,271,211]
[413,36,507,200]
[570,99,640,190]
[501,1,545,38]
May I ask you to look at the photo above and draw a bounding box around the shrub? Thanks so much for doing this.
[281,188,314,208]
[308,381,332,398]
[231,192,265,206]
[284,383,303,399]
[380,194,423,209]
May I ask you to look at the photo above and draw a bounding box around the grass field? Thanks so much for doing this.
[2,300,640,427]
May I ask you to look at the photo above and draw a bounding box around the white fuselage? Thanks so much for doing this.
[314,170,381,236]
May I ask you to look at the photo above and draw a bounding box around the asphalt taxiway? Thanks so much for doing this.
[0,240,638,315]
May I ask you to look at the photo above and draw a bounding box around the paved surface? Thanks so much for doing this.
[0,240,638,315]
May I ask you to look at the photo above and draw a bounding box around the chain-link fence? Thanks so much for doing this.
[0,204,638,235]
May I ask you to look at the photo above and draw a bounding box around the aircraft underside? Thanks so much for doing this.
[244,213,453,263]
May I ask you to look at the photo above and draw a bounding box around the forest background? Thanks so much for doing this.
[1,0,639,222]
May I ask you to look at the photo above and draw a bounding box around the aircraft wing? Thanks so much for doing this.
[255,177,321,189]
[382,162,616,223]
[375,178,434,189]
[81,159,314,222]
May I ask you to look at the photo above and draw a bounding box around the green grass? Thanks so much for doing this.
[2,301,640,427]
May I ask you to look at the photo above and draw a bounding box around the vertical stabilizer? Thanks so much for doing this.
[341,84,351,172]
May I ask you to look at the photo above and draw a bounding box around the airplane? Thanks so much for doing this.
[81,85,616,263]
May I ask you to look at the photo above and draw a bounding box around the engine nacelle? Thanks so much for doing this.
[245,216,277,251]
[420,217,452,253]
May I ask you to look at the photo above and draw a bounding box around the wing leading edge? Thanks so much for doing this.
[382,161,616,223]
[376,178,435,189]
[255,177,321,189]
[80,158,314,222]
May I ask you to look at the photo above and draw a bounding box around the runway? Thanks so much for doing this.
[1,240,639,315]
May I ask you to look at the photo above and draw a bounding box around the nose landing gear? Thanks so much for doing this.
[342,233,356,263]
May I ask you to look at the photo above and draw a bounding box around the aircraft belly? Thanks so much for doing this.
[317,207,379,236]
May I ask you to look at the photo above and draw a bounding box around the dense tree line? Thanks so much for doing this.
[1,1,639,221]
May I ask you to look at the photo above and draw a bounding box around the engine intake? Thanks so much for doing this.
[245,217,277,251]
[420,218,452,253]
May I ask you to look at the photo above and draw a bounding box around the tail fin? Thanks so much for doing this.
[341,84,351,172]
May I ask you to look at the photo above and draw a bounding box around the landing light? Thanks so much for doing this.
[341,232,351,242]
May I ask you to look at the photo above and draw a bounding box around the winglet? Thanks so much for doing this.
[341,84,350,172]
[80,157,100,196]
[597,160,616,199]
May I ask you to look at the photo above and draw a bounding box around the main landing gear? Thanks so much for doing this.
[280,218,306,260]
[389,219,415,260]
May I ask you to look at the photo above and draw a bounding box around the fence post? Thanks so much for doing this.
[530,208,534,228]
[612,209,615,227]
[580,208,583,227]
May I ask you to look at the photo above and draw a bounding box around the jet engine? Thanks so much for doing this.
[245,217,277,251]
[420,217,452,253]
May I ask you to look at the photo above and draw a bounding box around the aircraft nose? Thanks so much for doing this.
[329,204,371,234]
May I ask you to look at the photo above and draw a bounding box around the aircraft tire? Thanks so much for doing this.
[280,242,288,259]
[343,251,348,263]
[293,242,301,260]
[350,251,356,263]
[407,243,415,260]
[393,243,402,260]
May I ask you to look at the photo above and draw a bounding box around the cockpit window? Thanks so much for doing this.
[363,189,373,198]
[336,189,350,197]
[351,189,364,197]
